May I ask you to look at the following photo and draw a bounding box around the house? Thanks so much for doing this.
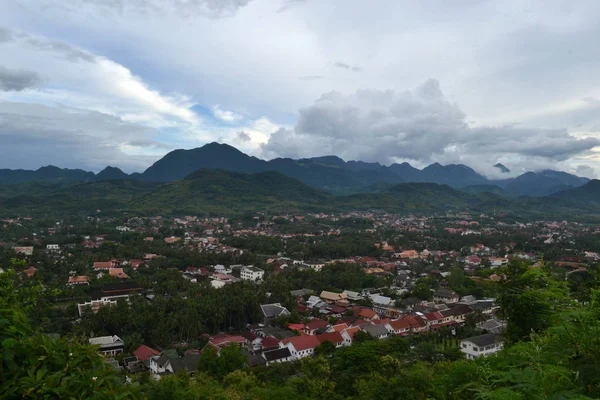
[433,288,460,303]
[89,335,124,357]
[209,333,245,349]
[306,295,326,309]
[282,335,321,359]
[134,345,161,361]
[240,266,264,281]
[77,299,117,316]
[67,276,89,286]
[477,318,507,334]
[460,334,504,360]
[320,291,348,303]
[91,281,143,301]
[399,250,419,259]
[361,323,389,339]
[23,266,37,278]
[150,350,200,374]
[260,303,291,323]
[14,246,34,256]
[210,273,238,289]
[386,318,412,335]
[440,304,472,324]
[304,318,330,335]
[403,315,428,333]
[424,311,454,329]
[109,268,129,279]
[356,308,380,321]
[316,331,344,348]
[93,261,114,270]
[46,244,60,252]
[342,290,364,301]
[341,327,360,346]
[262,347,293,366]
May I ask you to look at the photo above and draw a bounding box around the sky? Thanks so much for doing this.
[1,0,600,178]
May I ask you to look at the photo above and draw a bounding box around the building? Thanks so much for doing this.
[77,299,117,316]
[46,244,60,252]
[433,288,460,303]
[260,303,291,323]
[282,335,320,359]
[460,333,504,360]
[89,335,124,357]
[240,266,264,281]
[14,246,34,256]
[67,276,89,286]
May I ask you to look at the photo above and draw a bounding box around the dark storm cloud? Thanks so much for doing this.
[0,66,42,91]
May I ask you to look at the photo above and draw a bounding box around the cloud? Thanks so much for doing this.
[0,26,200,130]
[277,0,307,13]
[19,0,254,18]
[211,105,242,122]
[0,66,41,91]
[0,101,168,172]
[298,76,324,81]
[235,131,251,142]
[576,164,596,179]
[261,79,600,177]
[332,61,361,72]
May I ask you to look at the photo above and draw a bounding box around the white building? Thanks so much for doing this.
[46,244,60,252]
[89,335,124,356]
[240,266,264,281]
[460,333,504,360]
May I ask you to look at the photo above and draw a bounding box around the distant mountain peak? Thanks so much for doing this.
[494,163,510,173]
[95,166,128,181]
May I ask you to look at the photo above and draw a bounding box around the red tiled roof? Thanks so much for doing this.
[306,318,329,331]
[134,345,160,361]
[404,315,427,328]
[358,309,378,319]
[316,332,344,345]
[288,323,305,331]
[330,323,349,332]
[283,335,320,351]
[388,318,412,331]
[262,336,280,349]
[210,334,245,347]
[429,321,456,329]
[342,327,360,340]
[424,311,444,321]
[93,261,113,269]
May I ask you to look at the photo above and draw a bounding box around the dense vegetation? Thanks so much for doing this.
[2,259,600,399]
[1,167,600,220]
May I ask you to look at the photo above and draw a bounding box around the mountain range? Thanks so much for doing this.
[0,142,591,197]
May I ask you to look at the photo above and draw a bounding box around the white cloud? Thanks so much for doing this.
[261,80,600,177]
[211,105,242,122]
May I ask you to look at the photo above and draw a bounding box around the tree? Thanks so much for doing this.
[498,260,570,344]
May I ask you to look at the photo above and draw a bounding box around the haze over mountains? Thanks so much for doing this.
[0,142,590,197]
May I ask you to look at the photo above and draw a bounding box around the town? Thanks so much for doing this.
[2,209,599,390]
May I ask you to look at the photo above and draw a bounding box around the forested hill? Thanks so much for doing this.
[1,169,600,219]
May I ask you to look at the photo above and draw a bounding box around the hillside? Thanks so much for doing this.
[0,172,600,220]
[0,170,332,217]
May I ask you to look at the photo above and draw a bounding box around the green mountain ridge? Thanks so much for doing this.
[1,170,599,220]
